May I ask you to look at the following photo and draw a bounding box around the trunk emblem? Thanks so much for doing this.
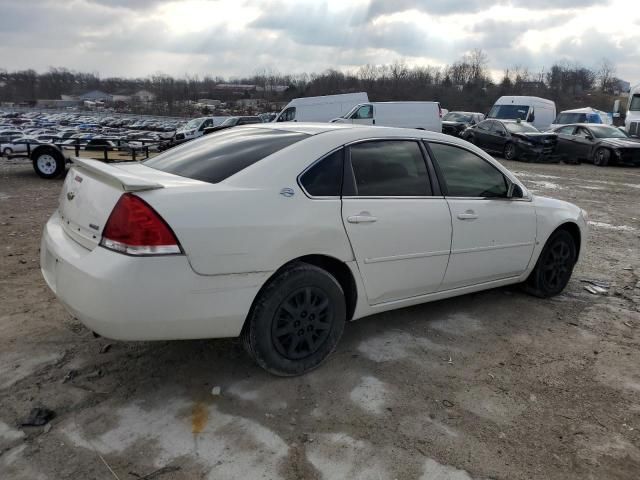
[67,191,76,201]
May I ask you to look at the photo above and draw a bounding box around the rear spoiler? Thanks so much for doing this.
[71,157,163,192]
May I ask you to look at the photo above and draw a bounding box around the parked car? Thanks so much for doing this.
[442,111,485,137]
[174,117,225,141]
[84,138,118,151]
[1,137,41,157]
[0,129,23,143]
[488,96,556,131]
[331,102,442,132]
[551,123,640,166]
[549,107,612,130]
[462,119,558,162]
[203,116,262,134]
[41,123,586,375]
[275,92,369,122]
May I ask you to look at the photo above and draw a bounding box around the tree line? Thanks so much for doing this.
[0,51,626,116]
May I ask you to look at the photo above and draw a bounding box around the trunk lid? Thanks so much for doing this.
[58,159,200,250]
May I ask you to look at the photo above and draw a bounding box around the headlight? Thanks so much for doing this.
[518,138,534,147]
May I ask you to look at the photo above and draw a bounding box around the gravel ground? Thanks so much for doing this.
[0,155,639,480]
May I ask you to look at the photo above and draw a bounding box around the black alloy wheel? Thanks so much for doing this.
[504,142,517,160]
[525,229,576,298]
[593,148,610,167]
[272,286,332,360]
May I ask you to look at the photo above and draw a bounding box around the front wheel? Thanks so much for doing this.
[593,148,610,166]
[3,147,12,156]
[525,229,577,298]
[503,142,517,161]
[32,149,65,179]
[242,263,346,376]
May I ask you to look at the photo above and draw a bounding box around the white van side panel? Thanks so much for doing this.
[275,93,368,122]
[373,103,441,132]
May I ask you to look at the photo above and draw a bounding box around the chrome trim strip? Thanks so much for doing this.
[364,250,450,264]
[452,241,534,255]
[343,196,445,200]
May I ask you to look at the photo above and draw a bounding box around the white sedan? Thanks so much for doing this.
[41,123,587,375]
[1,137,41,156]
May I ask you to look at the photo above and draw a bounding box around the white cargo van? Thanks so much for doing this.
[625,83,640,137]
[550,107,612,130]
[275,93,368,122]
[331,101,442,132]
[175,116,227,141]
[488,96,556,131]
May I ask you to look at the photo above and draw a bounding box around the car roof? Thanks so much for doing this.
[238,122,362,135]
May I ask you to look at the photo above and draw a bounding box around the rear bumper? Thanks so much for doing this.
[41,211,270,341]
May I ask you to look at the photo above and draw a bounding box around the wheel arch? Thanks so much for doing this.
[30,144,65,162]
[546,221,582,258]
[241,254,358,335]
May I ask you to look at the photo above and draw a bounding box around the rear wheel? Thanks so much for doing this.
[32,149,65,179]
[593,148,610,166]
[3,147,12,156]
[525,229,577,298]
[242,262,346,376]
[503,142,517,160]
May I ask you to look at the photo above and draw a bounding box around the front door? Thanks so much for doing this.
[428,142,536,289]
[341,140,451,304]
[572,126,595,160]
[350,104,374,126]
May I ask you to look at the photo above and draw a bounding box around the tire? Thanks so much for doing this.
[593,148,610,167]
[524,229,577,298]
[241,262,346,376]
[3,147,12,156]
[503,142,517,161]
[32,148,65,179]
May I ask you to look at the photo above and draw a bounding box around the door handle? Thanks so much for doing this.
[347,213,378,224]
[457,211,478,220]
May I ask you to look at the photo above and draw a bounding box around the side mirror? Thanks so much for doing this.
[507,182,524,199]
[499,130,506,136]
[585,134,593,141]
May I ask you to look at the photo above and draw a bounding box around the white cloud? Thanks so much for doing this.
[0,0,638,81]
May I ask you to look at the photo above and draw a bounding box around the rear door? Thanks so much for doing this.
[427,142,536,289]
[341,139,451,304]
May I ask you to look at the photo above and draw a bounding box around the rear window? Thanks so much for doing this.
[144,128,309,183]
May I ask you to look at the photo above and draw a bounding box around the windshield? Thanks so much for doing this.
[184,118,202,129]
[443,112,472,122]
[629,94,640,112]
[220,117,238,126]
[342,105,359,119]
[488,105,530,120]
[505,122,539,133]
[554,113,587,124]
[589,125,628,138]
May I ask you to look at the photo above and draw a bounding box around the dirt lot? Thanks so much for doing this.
[1,155,639,480]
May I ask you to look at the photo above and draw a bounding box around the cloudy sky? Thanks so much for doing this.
[1,0,639,82]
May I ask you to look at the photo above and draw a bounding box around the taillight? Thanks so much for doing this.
[438,103,443,118]
[100,193,182,255]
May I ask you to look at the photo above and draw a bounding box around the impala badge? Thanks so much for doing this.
[280,188,295,198]
[67,191,76,201]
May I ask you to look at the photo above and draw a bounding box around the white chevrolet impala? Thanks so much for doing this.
[41,123,587,375]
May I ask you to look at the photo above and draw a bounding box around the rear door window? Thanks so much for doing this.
[348,141,431,196]
[144,128,309,183]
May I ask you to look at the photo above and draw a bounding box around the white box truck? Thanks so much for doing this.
[274,93,368,122]
[625,83,640,137]
[487,96,556,131]
[331,101,442,132]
